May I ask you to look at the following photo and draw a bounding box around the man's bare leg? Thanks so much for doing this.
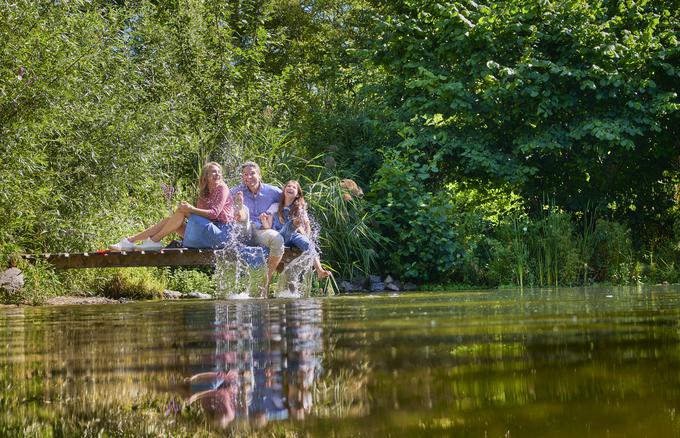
[253,228,284,298]
[262,254,283,297]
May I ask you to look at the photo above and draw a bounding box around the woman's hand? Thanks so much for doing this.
[178,201,194,214]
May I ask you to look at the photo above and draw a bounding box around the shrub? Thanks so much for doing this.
[166,268,215,295]
[101,268,166,300]
[591,219,634,284]
[0,259,61,305]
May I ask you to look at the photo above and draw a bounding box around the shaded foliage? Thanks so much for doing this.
[371,0,680,220]
[1,0,679,291]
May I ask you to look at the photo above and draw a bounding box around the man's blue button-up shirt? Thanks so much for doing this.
[231,183,282,229]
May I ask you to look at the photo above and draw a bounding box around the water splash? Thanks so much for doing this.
[272,212,327,298]
[212,213,327,299]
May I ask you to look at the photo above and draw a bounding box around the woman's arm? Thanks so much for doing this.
[182,184,229,220]
[185,371,219,383]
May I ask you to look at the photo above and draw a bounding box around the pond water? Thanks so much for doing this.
[2,286,680,436]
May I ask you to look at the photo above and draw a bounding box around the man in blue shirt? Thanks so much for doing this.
[231,161,283,296]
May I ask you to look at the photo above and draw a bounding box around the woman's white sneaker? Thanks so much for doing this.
[109,238,136,251]
[138,238,163,251]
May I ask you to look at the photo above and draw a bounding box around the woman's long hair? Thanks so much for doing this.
[278,180,306,225]
[199,161,223,199]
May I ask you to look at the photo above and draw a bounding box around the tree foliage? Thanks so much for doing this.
[372,0,679,213]
[1,0,678,286]
[368,0,679,280]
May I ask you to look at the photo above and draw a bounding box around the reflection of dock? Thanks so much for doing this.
[24,247,301,269]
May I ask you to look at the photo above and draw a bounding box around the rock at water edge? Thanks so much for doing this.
[0,268,24,294]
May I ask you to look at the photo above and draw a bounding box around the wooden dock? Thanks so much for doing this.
[24,248,301,270]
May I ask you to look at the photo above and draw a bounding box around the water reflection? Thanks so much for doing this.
[3,287,680,436]
[185,300,324,429]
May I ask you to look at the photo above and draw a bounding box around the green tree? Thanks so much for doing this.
[372,0,679,217]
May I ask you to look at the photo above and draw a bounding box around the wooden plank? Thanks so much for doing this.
[24,248,301,270]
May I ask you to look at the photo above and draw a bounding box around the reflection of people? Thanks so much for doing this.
[186,302,324,428]
[286,301,323,420]
[230,161,283,295]
[109,162,235,251]
[260,180,331,279]
[185,369,239,429]
[248,306,288,427]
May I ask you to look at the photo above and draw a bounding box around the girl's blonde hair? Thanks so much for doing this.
[199,161,223,198]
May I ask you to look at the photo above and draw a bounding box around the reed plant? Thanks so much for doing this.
[529,206,579,287]
[640,238,679,284]
[487,214,530,288]
[576,203,599,285]
[591,219,634,283]
[305,176,385,279]
[215,125,312,189]
[511,216,530,289]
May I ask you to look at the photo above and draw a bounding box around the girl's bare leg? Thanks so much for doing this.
[314,258,330,278]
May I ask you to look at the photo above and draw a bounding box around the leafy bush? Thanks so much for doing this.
[166,269,215,295]
[370,148,462,282]
[0,260,61,306]
[101,268,166,300]
[591,219,635,284]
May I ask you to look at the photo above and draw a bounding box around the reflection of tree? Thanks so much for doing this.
[0,300,372,434]
[0,305,204,434]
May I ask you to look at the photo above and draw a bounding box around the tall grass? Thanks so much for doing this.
[305,176,385,279]
[577,203,598,285]
[531,207,578,287]
[591,219,634,283]
[512,216,529,289]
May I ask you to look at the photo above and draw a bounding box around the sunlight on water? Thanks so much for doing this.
[3,286,680,436]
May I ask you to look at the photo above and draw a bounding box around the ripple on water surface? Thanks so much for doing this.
[2,286,680,436]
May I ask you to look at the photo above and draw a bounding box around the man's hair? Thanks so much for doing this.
[241,161,261,174]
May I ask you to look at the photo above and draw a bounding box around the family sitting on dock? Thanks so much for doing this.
[109,161,330,294]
